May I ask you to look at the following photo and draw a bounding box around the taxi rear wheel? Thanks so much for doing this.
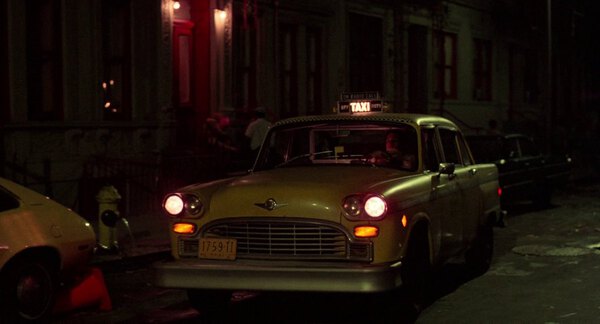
[0,257,57,322]
[187,289,232,315]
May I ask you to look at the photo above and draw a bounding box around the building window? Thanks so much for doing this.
[101,0,131,121]
[348,13,382,94]
[433,31,457,100]
[233,15,257,111]
[473,38,492,101]
[306,27,322,115]
[279,23,298,118]
[173,20,194,108]
[26,0,63,121]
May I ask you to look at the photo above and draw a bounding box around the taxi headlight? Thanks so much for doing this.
[342,196,362,217]
[364,196,387,218]
[164,194,184,216]
[342,194,387,220]
[163,194,204,217]
[184,195,203,216]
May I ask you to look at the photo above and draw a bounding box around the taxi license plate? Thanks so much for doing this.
[199,238,237,260]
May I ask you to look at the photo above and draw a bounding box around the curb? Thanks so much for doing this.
[92,249,172,273]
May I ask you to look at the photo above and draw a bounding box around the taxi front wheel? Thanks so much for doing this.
[0,257,57,322]
[465,223,494,276]
[400,229,432,312]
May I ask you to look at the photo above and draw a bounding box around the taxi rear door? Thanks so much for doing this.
[435,127,468,255]
[422,127,463,259]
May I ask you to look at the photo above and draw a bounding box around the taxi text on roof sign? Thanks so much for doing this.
[337,91,385,114]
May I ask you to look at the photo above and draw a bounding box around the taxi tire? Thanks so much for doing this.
[401,229,432,312]
[465,223,494,276]
[0,257,57,323]
[187,289,231,316]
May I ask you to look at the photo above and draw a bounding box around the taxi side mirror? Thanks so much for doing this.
[438,162,455,176]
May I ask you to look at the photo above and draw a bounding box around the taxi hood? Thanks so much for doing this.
[191,166,414,222]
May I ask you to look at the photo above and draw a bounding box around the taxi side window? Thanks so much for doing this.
[421,128,439,172]
[438,128,461,164]
[0,187,19,212]
[457,133,473,166]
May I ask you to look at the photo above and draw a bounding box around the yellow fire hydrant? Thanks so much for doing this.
[96,185,121,251]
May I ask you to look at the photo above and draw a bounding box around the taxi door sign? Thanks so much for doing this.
[337,92,385,114]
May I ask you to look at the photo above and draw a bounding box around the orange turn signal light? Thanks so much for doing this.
[354,226,379,238]
[172,222,196,234]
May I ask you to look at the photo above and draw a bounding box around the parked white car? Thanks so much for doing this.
[0,177,96,322]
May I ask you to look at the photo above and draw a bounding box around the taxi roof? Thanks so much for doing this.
[272,113,458,129]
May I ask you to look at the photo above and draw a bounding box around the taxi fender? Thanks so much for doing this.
[405,211,438,264]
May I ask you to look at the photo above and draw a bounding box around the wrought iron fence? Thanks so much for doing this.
[78,152,226,222]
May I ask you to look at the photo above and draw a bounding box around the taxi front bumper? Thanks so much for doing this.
[154,259,403,293]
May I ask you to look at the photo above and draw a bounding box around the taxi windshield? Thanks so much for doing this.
[254,122,418,172]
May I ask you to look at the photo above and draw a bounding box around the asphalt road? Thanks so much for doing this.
[418,182,600,323]
[53,182,600,323]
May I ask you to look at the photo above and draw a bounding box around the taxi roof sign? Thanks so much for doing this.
[340,91,380,101]
[337,92,385,114]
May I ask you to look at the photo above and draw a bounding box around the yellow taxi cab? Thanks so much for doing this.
[0,177,96,322]
[154,93,503,310]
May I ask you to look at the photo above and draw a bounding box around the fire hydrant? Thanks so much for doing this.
[96,185,121,251]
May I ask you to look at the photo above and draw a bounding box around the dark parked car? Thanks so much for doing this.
[466,133,572,208]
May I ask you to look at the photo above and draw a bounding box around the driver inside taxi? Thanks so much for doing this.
[386,132,416,169]
[369,131,416,170]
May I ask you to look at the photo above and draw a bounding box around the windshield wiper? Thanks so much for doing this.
[275,150,333,168]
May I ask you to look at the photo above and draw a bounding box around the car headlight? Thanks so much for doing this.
[342,196,362,217]
[364,196,386,218]
[163,194,204,217]
[342,194,387,220]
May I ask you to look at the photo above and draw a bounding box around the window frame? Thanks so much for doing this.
[433,31,457,100]
[26,0,64,121]
[348,12,383,94]
[473,38,492,101]
[101,0,132,121]
[305,27,323,116]
[278,23,299,118]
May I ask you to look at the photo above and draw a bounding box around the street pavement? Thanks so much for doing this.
[418,182,600,323]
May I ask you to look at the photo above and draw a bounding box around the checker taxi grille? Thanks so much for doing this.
[178,219,371,261]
